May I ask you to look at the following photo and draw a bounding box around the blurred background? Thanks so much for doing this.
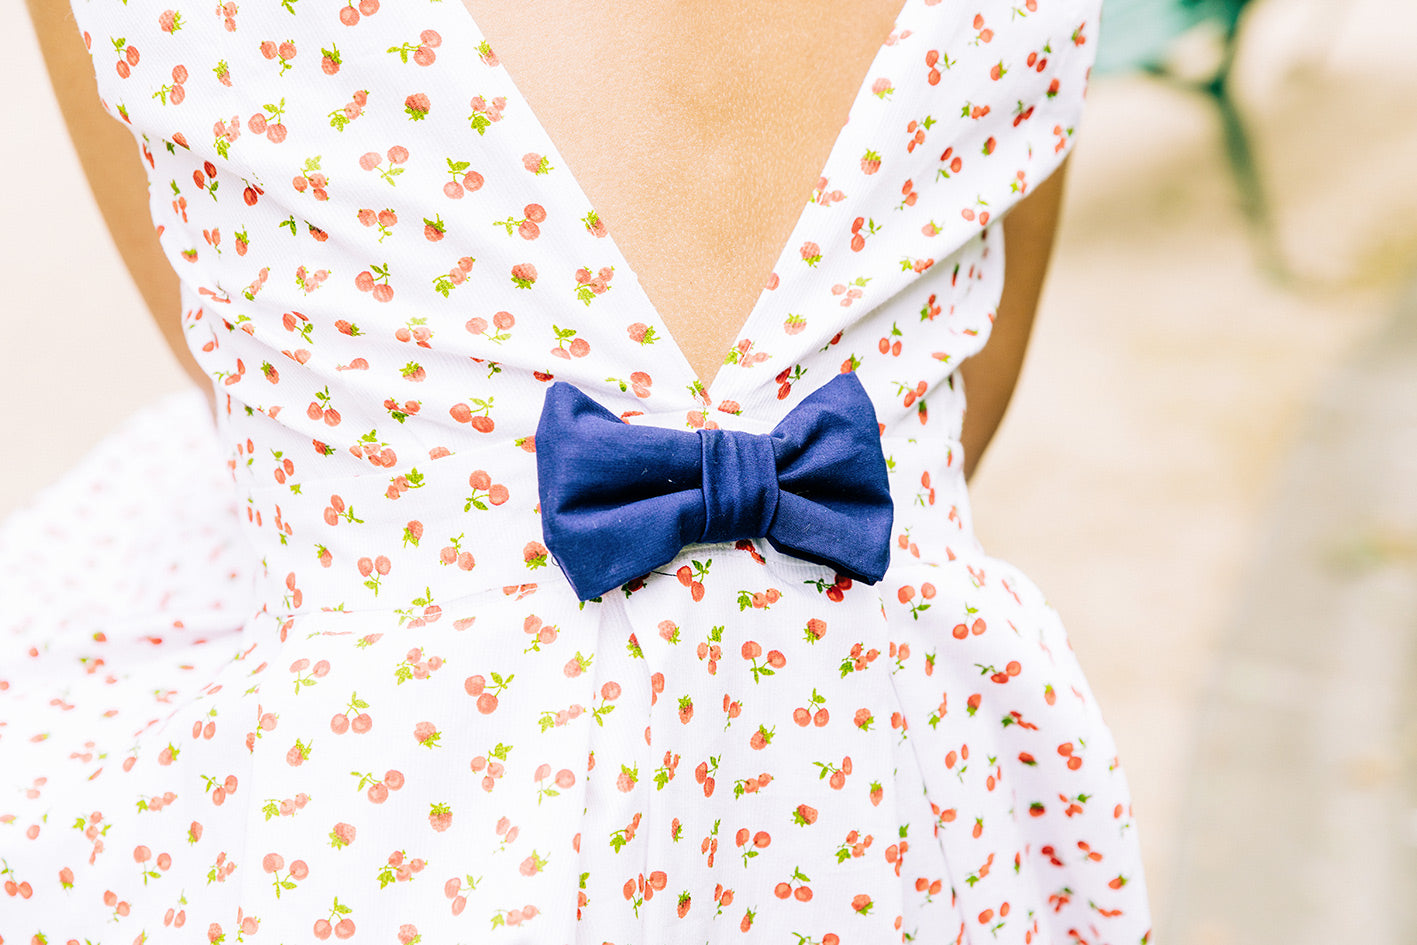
[4,0,1416,940]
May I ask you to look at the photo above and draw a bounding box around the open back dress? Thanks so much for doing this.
[0,1,1152,942]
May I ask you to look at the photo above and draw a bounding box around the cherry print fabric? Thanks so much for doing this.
[0,1,1152,943]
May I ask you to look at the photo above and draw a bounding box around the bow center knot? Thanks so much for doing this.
[697,428,779,544]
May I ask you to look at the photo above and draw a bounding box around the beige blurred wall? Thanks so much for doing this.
[5,0,1417,940]
[967,0,1417,936]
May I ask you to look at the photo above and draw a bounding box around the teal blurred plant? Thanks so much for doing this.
[1097,0,1286,276]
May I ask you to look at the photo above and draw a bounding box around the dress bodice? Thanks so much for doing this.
[69,0,1096,615]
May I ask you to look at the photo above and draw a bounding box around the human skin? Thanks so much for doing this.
[27,0,1067,480]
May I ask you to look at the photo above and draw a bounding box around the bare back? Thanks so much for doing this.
[463,0,906,386]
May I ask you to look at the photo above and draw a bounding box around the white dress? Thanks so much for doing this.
[0,1,1151,942]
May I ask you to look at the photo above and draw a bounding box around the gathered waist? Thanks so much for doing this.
[237,429,975,618]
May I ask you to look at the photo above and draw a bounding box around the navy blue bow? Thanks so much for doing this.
[534,371,894,601]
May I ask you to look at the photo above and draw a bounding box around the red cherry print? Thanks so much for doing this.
[406,93,432,121]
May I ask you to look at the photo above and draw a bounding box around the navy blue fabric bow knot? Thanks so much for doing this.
[535,371,894,601]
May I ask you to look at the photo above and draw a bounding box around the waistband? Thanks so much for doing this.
[239,428,971,618]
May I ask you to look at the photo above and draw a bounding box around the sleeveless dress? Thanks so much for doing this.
[0,1,1152,942]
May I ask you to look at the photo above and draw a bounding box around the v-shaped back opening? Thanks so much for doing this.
[451,0,915,401]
